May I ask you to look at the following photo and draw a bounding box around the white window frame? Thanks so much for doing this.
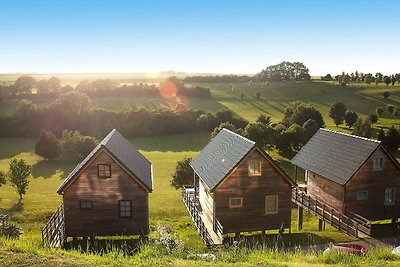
[248,160,262,176]
[265,195,278,215]
[373,158,384,171]
[385,188,396,206]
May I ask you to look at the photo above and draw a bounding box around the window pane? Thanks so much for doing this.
[266,195,278,214]
[249,160,261,175]
[119,200,132,217]
[229,198,242,207]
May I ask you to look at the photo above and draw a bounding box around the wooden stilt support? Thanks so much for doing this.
[297,206,303,231]
[318,219,323,231]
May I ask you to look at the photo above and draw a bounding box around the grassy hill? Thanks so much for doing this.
[1,80,400,265]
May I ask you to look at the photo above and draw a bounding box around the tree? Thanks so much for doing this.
[383,91,390,100]
[368,114,378,124]
[321,74,333,81]
[36,79,50,94]
[14,76,36,95]
[0,171,6,187]
[282,101,325,128]
[378,128,386,147]
[391,75,397,86]
[35,130,61,160]
[47,76,61,92]
[256,114,271,126]
[256,61,310,81]
[376,107,385,117]
[60,130,98,162]
[329,102,347,126]
[8,158,32,202]
[302,119,319,138]
[255,91,261,99]
[170,157,193,190]
[61,85,74,93]
[387,105,395,115]
[385,126,400,151]
[384,76,391,86]
[344,111,358,128]
[211,122,236,138]
[352,118,371,138]
[365,74,373,84]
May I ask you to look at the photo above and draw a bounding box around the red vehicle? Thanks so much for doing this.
[324,243,367,255]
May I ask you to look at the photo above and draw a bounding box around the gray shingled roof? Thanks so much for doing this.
[57,129,153,193]
[291,128,381,185]
[190,128,256,190]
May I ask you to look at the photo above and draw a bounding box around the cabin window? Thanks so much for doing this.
[385,188,396,206]
[97,164,111,178]
[356,190,368,201]
[248,160,262,176]
[119,200,132,218]
[373,158,384,171]
[229,198,243,208]
[265,195,278,214]
[79,201,93,210]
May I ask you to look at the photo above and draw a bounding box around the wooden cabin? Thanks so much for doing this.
[57,129,153,238]
[292,128,400,221]
[190,128,295,236]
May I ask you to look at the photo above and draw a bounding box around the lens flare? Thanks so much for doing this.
[159,80,177,100]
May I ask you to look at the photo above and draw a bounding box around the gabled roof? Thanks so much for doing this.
[191,129,255,190]
[57,129,153,193]
[291,128,382,185]
[190,128,295,191]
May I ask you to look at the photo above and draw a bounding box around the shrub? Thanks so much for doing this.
[368,114,378,124]
[386,105,395,115]
[344,111,358,128]
[329,102,346,126]
[376,107,385,117]
[211,122,237,138]
[60,130,98,162]
[35,130,61,160]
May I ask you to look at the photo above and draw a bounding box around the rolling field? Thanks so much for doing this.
[2,80,400,265]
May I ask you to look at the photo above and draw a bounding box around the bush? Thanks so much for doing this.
[352,118,372,138]
[60,130,98,162]
[329,102,346,126]
[376,107,385,117]
[35,130,61,160]
[345,111,358,128]
[0,224,23,239]
[386,105,395,115]
[369,114,378,124]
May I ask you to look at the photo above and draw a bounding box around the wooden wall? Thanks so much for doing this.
[306,171,345,212]
[199,179,214,225]
[62,150,149,237]
[346,147,400,221]
[213,148,292,234]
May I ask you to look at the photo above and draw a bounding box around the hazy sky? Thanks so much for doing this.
[1,0,399,75]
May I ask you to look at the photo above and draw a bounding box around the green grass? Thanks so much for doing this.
[2,80,400,265]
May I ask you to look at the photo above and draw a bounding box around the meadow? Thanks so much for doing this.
[1,79,400,265]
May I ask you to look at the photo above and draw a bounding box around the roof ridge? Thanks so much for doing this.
[221,128,256,145]
[319,128,381,144]
[101,128,117,145]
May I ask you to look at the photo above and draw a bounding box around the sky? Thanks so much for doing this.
[0,0,399,75]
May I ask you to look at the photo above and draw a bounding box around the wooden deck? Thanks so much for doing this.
[292,188,371,238]
[183,186,223,246]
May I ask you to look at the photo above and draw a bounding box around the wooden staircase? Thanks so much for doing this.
[183,186,223,246]
[41,203,66,248]
[292,188,371,238]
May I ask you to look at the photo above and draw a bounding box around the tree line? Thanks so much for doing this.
[322,72,400,87]
[0,91,247,139]
[0,75,211,101]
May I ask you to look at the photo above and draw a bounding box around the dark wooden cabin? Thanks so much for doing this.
[57,129,153,238]
[190,128,295,236]
[292,128,400,221]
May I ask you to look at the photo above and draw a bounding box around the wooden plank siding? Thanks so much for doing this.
[62,150,149,237]
[306,171,345,212]
[213,148,292,234]
[345,147,400,221]
[199,179,214,228]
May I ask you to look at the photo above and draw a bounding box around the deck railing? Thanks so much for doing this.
[182,186,215,246]
[215,218,224,239]
[292,188,371,237]
[41,203,65,248]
